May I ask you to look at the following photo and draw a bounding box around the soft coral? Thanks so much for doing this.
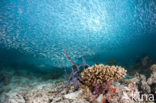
[58,49,90,92]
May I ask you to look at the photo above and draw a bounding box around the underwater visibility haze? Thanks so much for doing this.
[0,0,156,69]
[0,0,156,103]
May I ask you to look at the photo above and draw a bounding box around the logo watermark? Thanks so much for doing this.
[131,92,155,102]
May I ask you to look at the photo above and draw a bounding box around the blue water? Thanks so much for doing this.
[0,0,156,70]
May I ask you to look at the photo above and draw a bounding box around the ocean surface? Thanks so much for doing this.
[0,0,156,76]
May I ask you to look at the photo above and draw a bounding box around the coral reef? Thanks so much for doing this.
[122,63,156,103]
[149,64,156,84]
[128,56,156,76]
[0,66,89,103]
[81,64,127,88]
[147,64,156,95]
[80,64,127,102]
[1,56,156,103]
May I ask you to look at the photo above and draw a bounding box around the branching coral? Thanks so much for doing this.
[81,64,127,88]
[60,51,129,102]
[80,64,127,102]
[61,57,156,103]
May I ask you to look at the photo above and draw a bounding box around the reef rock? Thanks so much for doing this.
[147,64,156,85]
[64,89,82,100]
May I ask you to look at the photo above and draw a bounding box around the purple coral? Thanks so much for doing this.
[58,49,90,92]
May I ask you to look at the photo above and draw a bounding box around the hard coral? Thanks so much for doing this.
[147,64,156,89]
[81,64,127,88]
[150,64,156,72]
[147,64,156,85]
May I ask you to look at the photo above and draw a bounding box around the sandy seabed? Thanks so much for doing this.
[0,67,89,103]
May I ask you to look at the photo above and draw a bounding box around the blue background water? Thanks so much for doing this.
[0,0,156,70]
